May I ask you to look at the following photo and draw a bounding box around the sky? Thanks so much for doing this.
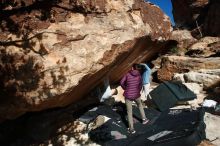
[148,0,175,25]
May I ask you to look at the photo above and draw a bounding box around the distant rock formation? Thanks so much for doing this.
[171,0,220,37]
[157,56,220,86]
[0,0,172,122]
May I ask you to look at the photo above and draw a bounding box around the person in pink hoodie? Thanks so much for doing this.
[120,64,149,134]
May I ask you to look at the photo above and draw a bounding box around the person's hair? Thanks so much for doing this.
[132,63,141,70]
[147,62,154,69]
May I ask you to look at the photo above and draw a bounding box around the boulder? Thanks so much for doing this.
[171,0,220,37]
[174,69,220,87]
[170,30,197,55]
[171,0,209,28]
[184,71,220,87]
[157,56,220,82]
[186,37,220,57]
[203,0,220,36]
[204,112,220,146]
[183,83,203,94]
[171,30,197,49]
[0,0,172,121]
[173,73,185,83]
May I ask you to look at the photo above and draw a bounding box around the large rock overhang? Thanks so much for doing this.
[0,0,173,122]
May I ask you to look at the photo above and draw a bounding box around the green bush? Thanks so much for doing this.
[169,46,178,54]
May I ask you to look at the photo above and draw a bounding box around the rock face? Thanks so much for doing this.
[204,112,220,146]
[186,37,220,57]
[170,30,197,55]
[157,56,220,82]
[0,0,172,121]
[203,0,220,36]
[171,0,209,28]
[182,70,220,87]
[171,0,220,37]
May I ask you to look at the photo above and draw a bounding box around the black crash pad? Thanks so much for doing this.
[150,81,196,111]
[83,104,205,146]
